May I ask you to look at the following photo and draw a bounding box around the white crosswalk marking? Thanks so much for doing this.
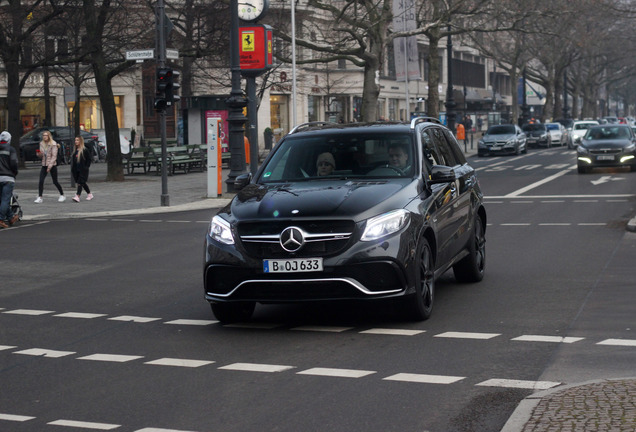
[476,379,561,390]
[3,309,53,315]
[383,373,465,384]
[145,358,214,368]
[0,345,16,351]
[435,331,500,340]
[297,368,376,378]
[512,335,584,343]
[218,363,294,373]
[360,328,425,336]
[47,419,120,430]
[597,338,636,347]
[77,354,143,362]
[0,413,35,422]
[108,316,161,323]
[164,319,217,326]
[54,312,107,319]
[13,348,75,358]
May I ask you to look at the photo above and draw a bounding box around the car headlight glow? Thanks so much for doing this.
[209,215,234,244]
[361,209,410,241]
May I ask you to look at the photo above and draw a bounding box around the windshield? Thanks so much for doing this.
[259,132,415,182]
[546,124,560,131]
[585,126,632,140]
[574,123,596,130]
[487,125,515,135]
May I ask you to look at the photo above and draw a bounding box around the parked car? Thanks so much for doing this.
[601,116,619,124]
[522,123,551,148]
[478,124,527,156]
[577,124,636,173]
[19,127,102,164]
[203,118,487,323]
[546,122,567,146]
[568,120,599,149]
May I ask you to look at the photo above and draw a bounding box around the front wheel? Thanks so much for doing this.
[453,216,486,283]
[211,301,255,323]
[402,239,434,321]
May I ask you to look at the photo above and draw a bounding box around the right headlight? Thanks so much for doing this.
[209,215,234,244]
[361,209,410,241]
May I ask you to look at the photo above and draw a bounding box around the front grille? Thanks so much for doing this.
[590,149,621,155]
[237,220,356,259]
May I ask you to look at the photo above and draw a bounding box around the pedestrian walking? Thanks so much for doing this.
[0,131,19,229]
[456,122,466,147]
[71,136,93,202]
[35,130,66,203]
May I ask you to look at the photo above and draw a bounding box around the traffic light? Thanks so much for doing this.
[166,70,180,105]
[154,67,172,111]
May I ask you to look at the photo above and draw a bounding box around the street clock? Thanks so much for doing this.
[238,0,269,22]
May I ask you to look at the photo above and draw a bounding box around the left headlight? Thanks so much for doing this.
[361,209,410,241]
[209,215,234,244]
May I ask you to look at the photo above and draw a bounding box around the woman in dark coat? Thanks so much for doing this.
[71,136,93,202]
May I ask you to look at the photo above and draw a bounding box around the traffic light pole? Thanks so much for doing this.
[156,0,169,206]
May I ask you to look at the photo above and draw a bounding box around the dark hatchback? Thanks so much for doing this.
[576,124,636,173]
[19,127,101,164]
[203,119,487,323]
[522,123,551,147]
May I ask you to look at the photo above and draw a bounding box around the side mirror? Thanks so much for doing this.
[427,165,455,184]
[234,173,252,191]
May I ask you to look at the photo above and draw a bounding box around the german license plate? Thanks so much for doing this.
[263,258,323,273]
[597,155,614,161]
[491,145,501,150]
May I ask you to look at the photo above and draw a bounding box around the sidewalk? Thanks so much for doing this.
[10,148,636,432]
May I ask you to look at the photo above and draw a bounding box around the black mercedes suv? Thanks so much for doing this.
[203,118,487,322]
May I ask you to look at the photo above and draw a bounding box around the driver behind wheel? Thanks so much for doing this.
[388,142,410,172]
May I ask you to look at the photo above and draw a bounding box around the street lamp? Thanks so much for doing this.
[444,24,456,132]
[519,68,530,126]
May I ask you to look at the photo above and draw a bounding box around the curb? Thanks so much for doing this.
[500,377,636,432]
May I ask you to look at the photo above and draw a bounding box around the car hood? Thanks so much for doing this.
[482,133,515,142]
[228,180,417,221]
[580,139,633,150]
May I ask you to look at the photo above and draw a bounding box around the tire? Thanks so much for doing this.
[403,238,434,321]
[453,216,486,283]
[211,301,255,323]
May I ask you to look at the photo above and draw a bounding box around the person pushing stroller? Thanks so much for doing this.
[0,131,19,228]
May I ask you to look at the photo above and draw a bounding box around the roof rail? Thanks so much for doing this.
[410,116,442,129]
[289,121,337,134]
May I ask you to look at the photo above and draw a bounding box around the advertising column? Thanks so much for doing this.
[206,117,221,197]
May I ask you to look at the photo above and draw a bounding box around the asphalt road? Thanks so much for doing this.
[1,146,635,432]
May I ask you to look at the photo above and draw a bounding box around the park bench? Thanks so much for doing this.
[166,145,205,174]
[124,147,151,174]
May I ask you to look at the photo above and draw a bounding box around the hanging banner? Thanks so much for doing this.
[392,0,421,82]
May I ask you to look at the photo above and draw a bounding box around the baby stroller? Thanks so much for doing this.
[10,193,23,222]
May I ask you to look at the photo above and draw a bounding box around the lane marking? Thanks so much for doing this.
[291,325,353,333]
[219,363,294,373]
[360,328,425,336]
[54,312,107,319]
[13,348,75,358]
[297,367,376,378]
[476,379,561,390]
[505,169,571,197]
[500,223,531,226]
[3,309,53,316]
[435,331,500,340]
[538,223,571,226]
[108,316,162,323]
[77,354,143,362]
[383,373,465,384]
[578,223,606,226]
[0,413,35,422]
[145,358,215,368]
[512,335,584,343]
[597,339,636,347]
[0,345,17,351]
[47,419,120,430]
[164,319,217,326]
[139,220,163,223]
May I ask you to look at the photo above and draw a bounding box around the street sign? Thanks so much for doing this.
[166,49,179,60]
[126,49,154,61]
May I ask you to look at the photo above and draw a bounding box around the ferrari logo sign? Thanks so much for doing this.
[239,25,273,76]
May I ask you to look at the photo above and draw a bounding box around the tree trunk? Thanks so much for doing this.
[360,57,380,121]
[5,56,23,165]
[426,34,441,119]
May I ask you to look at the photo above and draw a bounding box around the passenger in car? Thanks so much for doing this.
[316,152,335,176]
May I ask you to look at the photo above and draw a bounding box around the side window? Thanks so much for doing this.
[421,129,442,167]
[442,128,467,165]
[429,127,459,166]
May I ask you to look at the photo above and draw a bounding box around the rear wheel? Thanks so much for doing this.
[453,216,486,283]
[403,239,434,321]
[211,301,255,323]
